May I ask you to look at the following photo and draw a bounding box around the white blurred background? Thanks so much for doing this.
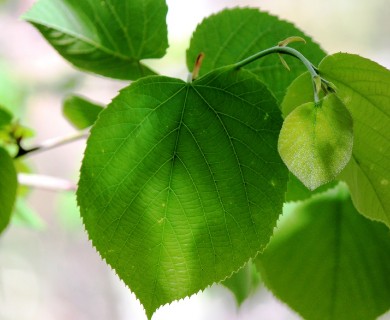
[0,0,389,319]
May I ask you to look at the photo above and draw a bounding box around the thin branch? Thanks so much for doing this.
[234,46,321,104]
[18,173,77,192]
[16,130,89,158]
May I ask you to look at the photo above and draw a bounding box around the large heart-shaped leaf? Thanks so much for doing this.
[281,53,390,227]
[23,0,168,80]
[186,8,326,102]
[77,66,288,318]
[257,185,390,320]
[278,94,353,190]
[0,147,17,235]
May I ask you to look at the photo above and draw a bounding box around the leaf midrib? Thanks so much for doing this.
[191,85,261,245]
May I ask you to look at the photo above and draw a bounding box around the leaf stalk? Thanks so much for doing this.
[234,46,321,104]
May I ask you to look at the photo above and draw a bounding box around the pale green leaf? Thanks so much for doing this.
[281,72,313,117]
[186,8,325,102]
[77,66,288,318]
[23,0,168,80]
[278,94,353,190]
[0,147,17,234]
[281,54,390,227]
[321,54,390,227]
[221,260,261,306]
[63,95,104,129]
[257,185,390,320]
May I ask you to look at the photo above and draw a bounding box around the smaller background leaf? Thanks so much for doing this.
[281,72,313,117]
[187,8,326,102]
[282,54,390,227]
[257,185,390,320]
[23,0,168,80]
[285,173,338,202]
[320,53,390,227]
[221,260,261,306]
[63,95,104,129]
[0,106,12,128]
[0,147,18,234]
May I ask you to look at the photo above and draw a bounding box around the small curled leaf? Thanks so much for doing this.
[313,75,322,96]
[278,36,306,47]
[278,54,291,71]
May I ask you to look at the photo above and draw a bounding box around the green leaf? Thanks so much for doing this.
[285,173,338,202]
[63,95,104,129]
[320,54,390,227]
[77,66,288,318]
[278,94,353,190]
[282,54,390,227]
[257,185,390,320]
[0,106,12,128]
[221,260,261,306]
[0,147,18,234]
[281,72,313,117]
[186,8,326,102]
[23,0,168,80]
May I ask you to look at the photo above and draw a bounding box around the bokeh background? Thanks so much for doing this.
[0,0,389,319]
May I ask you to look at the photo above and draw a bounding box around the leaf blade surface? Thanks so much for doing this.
[77,67,288,317]
[187,8,326,102]
[23,0,168,79]
[257,186,390,320]
[278,94,353,190]
[281,53,390,226]
[63,95,104,129]
[0,147,17,234]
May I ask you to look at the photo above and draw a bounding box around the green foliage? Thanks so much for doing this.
[23,0,169,80]
[63,95,104,129]
[0,3,387,320]
[0,147,17,234]
[221,260,261,306]
[257,185,390,320]
[278,94,353,190]
[283,53,390,227]
[77,66,288,317]
[186,8,326,102]
[0,106,12,128]
[321,54,390,227]
[285,173,338,203]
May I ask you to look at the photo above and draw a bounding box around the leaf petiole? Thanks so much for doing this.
[234,46,322,104]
